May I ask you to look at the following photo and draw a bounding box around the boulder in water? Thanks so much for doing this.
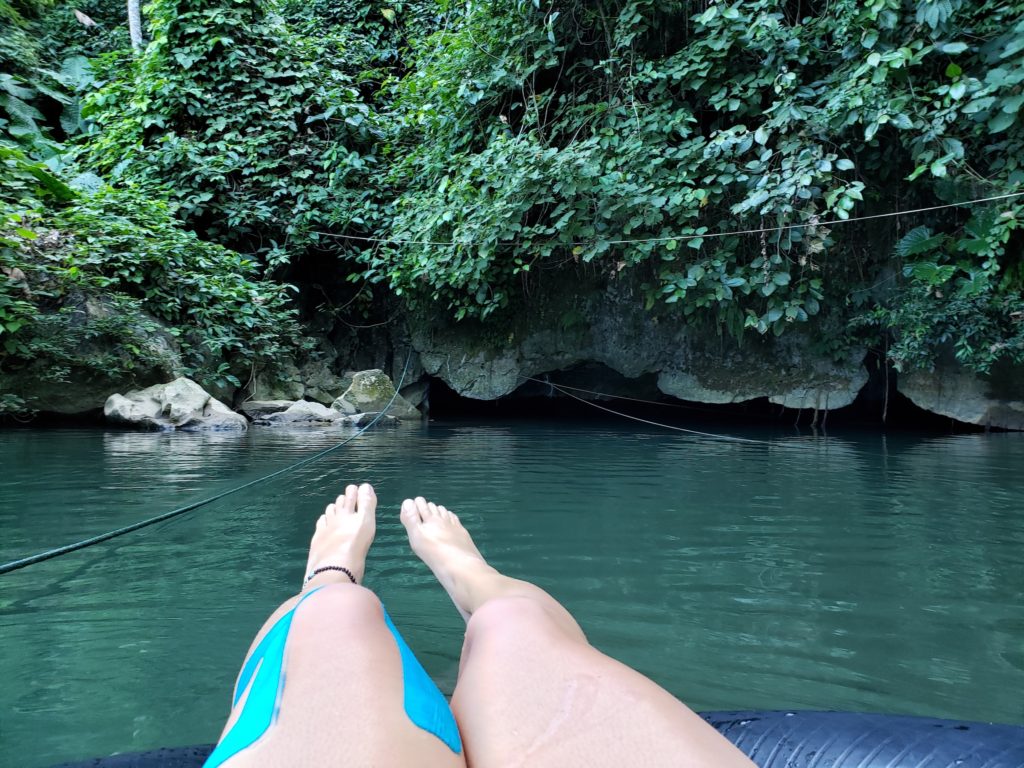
[104,378,247,431]
[254,400,346,426]
[332,369,421,420]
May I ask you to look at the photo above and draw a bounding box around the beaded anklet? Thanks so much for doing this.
[303,565,357,588]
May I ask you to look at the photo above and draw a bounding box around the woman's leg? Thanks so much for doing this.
[401,496,755,768]
[205,485,465,768]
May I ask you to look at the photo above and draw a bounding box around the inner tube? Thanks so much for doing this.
[48,710,1024,767]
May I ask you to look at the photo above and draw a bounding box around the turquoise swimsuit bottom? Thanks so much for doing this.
[202,588,462,768]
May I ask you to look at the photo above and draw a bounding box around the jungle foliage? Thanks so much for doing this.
[367,0,1024,373]
[2,0,1023,410]
[0,0,303,398]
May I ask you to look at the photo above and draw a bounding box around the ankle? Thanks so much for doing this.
[304,564,362,589]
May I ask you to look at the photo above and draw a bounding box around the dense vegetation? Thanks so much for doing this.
[2,0,1022,413]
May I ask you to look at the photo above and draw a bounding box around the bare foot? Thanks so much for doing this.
[400,496,503,621]
[303,483,377,588]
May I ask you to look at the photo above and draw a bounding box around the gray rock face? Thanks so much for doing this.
[251,342,352,406]
[104,378,247,431]
[410,277,867,411]
[399,381,430,410]
[299,360,351,405]
[252,360,305,401]
[898,359,1024,431]
[254,400,346,426]
[658,341,868,410]
[334,369,422,420]
[0,294,182,415]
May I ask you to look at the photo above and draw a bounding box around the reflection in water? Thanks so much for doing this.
[1,424,1022,767]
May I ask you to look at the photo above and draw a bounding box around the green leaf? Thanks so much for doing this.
[1002,94,1024,113]
[988,111,1016,133]
[945,62,962,78]
[939,42,968,54]
[836,159,855,170]
[895,226,946,258]
[907,164,929,181]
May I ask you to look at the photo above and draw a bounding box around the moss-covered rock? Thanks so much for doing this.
[333,369,422,420]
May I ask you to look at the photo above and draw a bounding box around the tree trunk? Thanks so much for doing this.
[127,0,143,51]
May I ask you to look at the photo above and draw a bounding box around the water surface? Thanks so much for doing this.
[1,422,1022,767]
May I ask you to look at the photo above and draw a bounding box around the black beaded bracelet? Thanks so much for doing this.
[304,565,357,587]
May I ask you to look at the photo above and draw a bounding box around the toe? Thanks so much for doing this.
[400,498,421,526]
[316,514,327,531]
[427,501,439,517]
[415,496,430,519]
[357,483,376,515]
[341,484,358,514]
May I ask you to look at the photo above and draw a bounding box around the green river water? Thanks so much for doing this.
[1,422,1022,767]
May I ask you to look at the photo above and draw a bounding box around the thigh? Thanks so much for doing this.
[451,598,753,768]
[216,586,465,768]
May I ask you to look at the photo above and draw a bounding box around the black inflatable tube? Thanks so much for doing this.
[48,710,1024,767]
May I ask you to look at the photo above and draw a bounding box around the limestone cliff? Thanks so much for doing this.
[409,277,867,412]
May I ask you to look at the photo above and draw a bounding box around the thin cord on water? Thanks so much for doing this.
[0,355,413,576]
[523,376,793,446]
[314,191,1024,247]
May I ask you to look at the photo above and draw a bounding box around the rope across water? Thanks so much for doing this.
[0,353,413,576]
[520,375,806,447]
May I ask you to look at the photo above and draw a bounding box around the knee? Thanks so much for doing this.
[465,596,557,645]
[293,584,383,629]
